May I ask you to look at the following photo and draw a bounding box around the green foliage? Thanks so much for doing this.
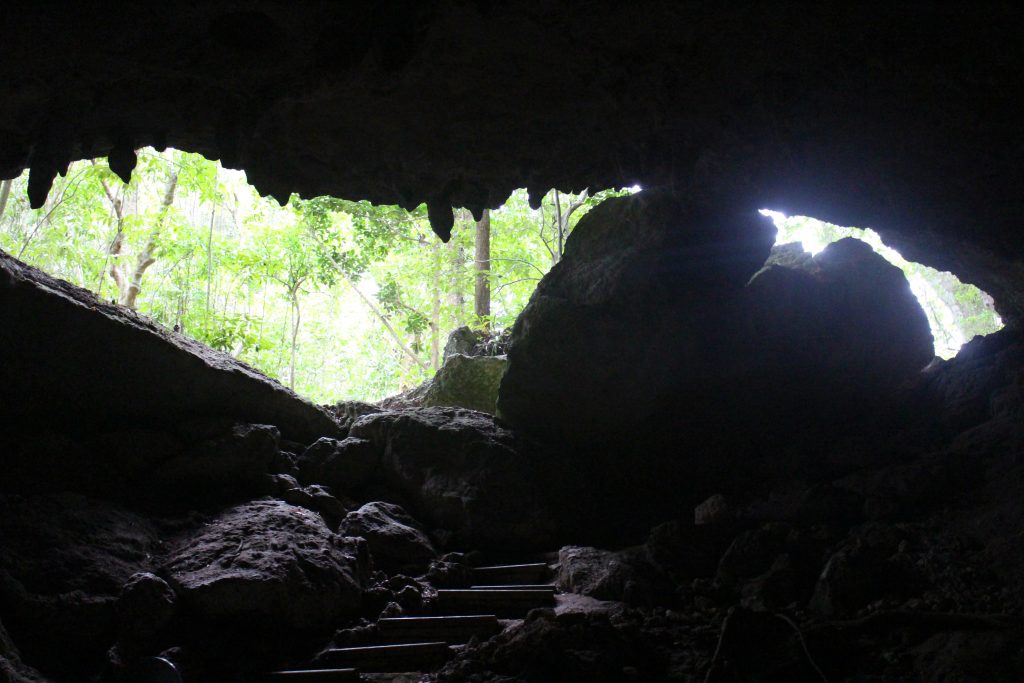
[0,147,633,402]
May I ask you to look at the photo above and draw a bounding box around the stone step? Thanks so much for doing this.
[265,669,359,682]
[471,584,556,592]
[318,642,450,673]
[377,615,501,644]
[472,562,550,585]
[435,589,555,617]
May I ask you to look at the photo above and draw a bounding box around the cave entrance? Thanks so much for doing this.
[0,148,632,405]
[759,209,1003,359]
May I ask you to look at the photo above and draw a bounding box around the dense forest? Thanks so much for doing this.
[0,149,629,402]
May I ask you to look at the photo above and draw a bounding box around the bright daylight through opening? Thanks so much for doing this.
[759,209,1004,359]
[0,148,638,403]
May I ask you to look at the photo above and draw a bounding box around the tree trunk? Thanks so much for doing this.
[430,242,442,370]
[122,171,178,308]
[474,208,491,327]
[0,178,12,222]
[206,206,216,327]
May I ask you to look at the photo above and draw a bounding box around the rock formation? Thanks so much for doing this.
[1,4,1024,681]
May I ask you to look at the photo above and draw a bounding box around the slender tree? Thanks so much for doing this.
[474,208,491,327]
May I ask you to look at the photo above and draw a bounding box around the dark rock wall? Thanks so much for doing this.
[0,5,1022,322]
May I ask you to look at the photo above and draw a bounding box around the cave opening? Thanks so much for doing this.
[759,209,1004,359]
[0,147,633,408]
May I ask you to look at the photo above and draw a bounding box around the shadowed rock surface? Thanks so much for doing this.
[164,500,367,630]
[0,251,341,443]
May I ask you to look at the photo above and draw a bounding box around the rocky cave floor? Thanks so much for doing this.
[4,193,1024,682]
[2,324,1024,682]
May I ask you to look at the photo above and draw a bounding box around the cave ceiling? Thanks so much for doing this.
[1,3,1023,317]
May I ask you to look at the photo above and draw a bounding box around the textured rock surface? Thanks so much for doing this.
[340,501,437,573]
[0,494,158,677]
[0,617,47,683]
[422,353,507,414]
[0,251,341,442]
[164,500,366,630]
[348,407,558,549]
[296,436,379,495]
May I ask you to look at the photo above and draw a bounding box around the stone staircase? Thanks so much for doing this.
[266,559,556,681]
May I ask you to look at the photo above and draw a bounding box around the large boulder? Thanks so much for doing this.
[0,494,158,678]
[0,250,341,442]
[743,237,934,422]
[422,353,507,414]
[497,191,775,445]
[164,500,367,630]
[496,191,934,527]
[348,407,559,550]
[340,501,437,573]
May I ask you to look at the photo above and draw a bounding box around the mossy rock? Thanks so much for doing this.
[422,354,508,414]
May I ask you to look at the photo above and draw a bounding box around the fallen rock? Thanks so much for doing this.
[743,237,934,431]
[164,500,367,630]
[0,493,158,678]
[0,616,47,683]
[116,572,176,642]
[557,546,658,605]
[716,524,791,585]
[296,436,379,494]
[148,422,280,507]
[0,250,341,442]
[348,407,556,550]
[340,501,437,573]
[809,524,916,617]
[328,400,383,432]
[497,191,775,446]
[421,353,507,414]
[694,494,735,527]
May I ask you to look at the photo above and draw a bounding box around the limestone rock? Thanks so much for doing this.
[116,572,176,641]
[443,326,478,359]
[421,353,507,414]
[296,436,379,494]
[348,407,556,550]
[0,616,48,683]
[164,500,366,629]
[0,493,158,677]
[744,237,934,420]
[498,191,774,440]
[341,501,436,573]
[0,250,341,442]
[556,546,658,605]
[148,422,281,507]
